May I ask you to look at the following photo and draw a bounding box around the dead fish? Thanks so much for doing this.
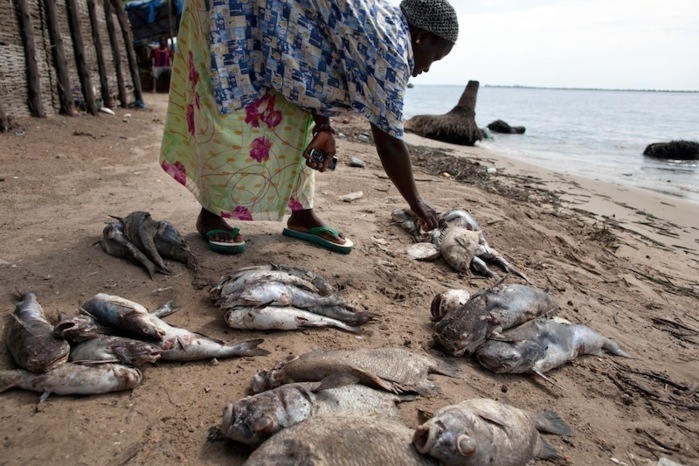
[439,209,480,231]
[475,317,631,378]
[413,398,573,466]
[80,293,166,341]
[211,270,319,302]
[113,211,171,275]
[0,363,142,396]
[218,281,344,310]
[228,264,335,295]
[100,222,158,279]
[70,335,163,365]
[225,306,361,333]
[145,311,268,361]
[54,313,111,343]
[243,415,438,466]
[250,347,460,396]
[391,208,425,242]
[154,220,198,270]
[434,283,558,356]
[430,289,471,322]
[438,226,481,274]
[4,292,70,373]
[222,376,406,447]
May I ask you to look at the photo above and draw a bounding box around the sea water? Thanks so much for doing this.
[403,86,699,204]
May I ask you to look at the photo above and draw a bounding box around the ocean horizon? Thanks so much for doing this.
[403,85,699,205]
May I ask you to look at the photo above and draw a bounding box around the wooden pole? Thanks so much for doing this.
[103,0,128,107]
[0,99,9,132]
[87,0,113,109]
[66,0,98,115]
[110,0,143,104]
[16,0,45,117]
[43,0,74,115]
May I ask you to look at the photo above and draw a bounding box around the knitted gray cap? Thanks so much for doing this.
[400,0,459,44]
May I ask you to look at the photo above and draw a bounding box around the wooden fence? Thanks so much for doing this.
[0,0,143,129]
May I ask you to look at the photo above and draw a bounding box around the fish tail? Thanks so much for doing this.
[534,436,562,460]
[0,370,21,393]
[536,410,574,436]
[224,339,269,357]
[603,339,632,358]
[432,357,462,378]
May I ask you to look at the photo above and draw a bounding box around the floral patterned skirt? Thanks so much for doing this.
[159,0,315,222]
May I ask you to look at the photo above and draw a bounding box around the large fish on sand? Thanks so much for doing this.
[80,293,166,341]
[434,283,558,356]
[251,348,460,396]
[100,222,158,279]
[154,219,198,270]
[413,398,573,466]
[69,335,163,365]
[222,376,406,447]
[475,317,631,378]
[4,292,70,373]
[114,211,171,275]
[243,415,437,466]
[0,363,142,396]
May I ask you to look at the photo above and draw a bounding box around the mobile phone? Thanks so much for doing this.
[308,148,338,171]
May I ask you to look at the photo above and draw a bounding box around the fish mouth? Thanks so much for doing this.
[413,424,437,454]
[221,403,234,435]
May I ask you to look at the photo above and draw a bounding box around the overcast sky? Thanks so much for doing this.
[394,0,699,91]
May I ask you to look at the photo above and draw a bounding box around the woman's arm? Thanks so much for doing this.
[370,123,438,230]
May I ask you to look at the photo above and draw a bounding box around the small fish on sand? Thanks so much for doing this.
[4,292,70,373]
[224,306,362,333]
[69,335,163,365]
[243,415,438,466]
[475,317,631,379]
[413,398,573,466]
[433,283,558,357]
[221,376,407,447]
[0,363,142,397]
[250,347,460,396]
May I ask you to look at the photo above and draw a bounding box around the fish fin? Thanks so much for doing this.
[38,391,52,404]
[535,410,575,436]
[347,367,403,394]
[234,339,269,357]
[534,435,562,460]
[108,214,125,224]
[411,381,440,397]
[0,371,21,393]
[431,357,462,378]
[603,340,632,358]
[312,373,360,392]
[151,299,180,318]
[532,369,567,390]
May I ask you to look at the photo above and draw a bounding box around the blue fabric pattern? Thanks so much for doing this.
[207,0,413,138]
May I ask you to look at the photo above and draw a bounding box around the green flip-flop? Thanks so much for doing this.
[282,225,354,254]
[202,228,246,255]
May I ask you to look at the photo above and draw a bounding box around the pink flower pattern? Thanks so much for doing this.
[161,160,187,185]
[249,137,272,163]
[188,51,199,87]
[186,104,195,135]
[222,206,253,221]
[288,197,303,211]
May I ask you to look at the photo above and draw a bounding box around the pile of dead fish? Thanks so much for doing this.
[218,347,574,465]
[392,208,528,281]
[431,281,631,383]
[1,291,266,399]
[210,264,374,333]
[99,211,197,279]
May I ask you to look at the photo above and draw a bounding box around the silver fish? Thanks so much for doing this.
[145,311,268,361]
[476,317,631,378]
[236,264,334,296]
[80,293,166,341]
[413,398,573,466]
[69,335,163,365]
[4,292,70,373]
[154,220,198,270]
[439,209,480,231]
[219,281,344,310]
[100,222,158,279]
[54,313,111,343]
[0,363,142,396]
[225,306,361,333]
[434,283,558,356]
[250,347,460,396]
[243,415,438,466]
[211,271,319,302]
[222,376,406,447]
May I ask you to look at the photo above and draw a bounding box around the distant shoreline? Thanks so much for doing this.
[409,84,699,94]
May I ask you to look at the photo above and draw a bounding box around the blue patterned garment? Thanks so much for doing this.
[207,0,413,138]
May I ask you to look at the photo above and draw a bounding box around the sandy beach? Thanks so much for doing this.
[1,93,697,465]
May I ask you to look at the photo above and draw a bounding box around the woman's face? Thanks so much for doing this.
[411,32,454,78]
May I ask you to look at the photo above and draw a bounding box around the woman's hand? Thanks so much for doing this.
[303,130,336,172]
[411,198,439,231]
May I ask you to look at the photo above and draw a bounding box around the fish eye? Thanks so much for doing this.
[456,434,476,456]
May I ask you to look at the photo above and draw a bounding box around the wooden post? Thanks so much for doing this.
[103,0,128,107]
[0,99,9,132]
[111,0,143,104]
[66,0,98,115]
[16,0,45,117]
[43,0,74,115]
[87,0,113,109]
